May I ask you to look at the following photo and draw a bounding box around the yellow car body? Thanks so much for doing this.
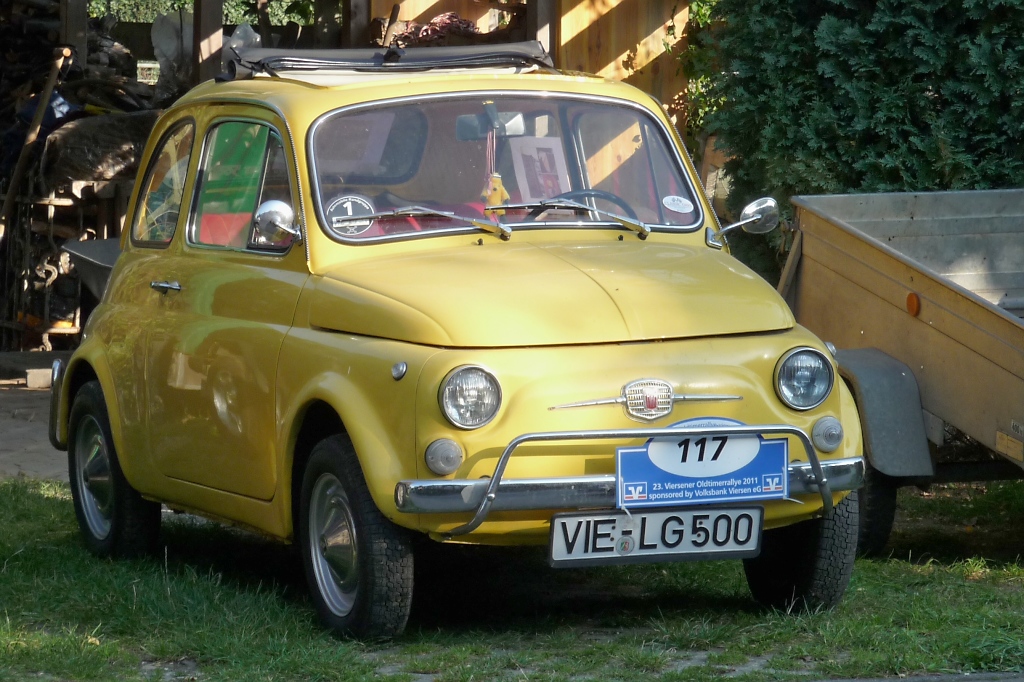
[50,43,863,637]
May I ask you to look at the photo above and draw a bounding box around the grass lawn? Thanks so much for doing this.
[3,476,1024,681]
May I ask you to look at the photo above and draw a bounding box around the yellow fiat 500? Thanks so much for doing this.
[50,43,864,637]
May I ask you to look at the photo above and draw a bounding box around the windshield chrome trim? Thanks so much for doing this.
[307,90,706,245]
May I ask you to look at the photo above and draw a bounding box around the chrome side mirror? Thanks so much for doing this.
[251,200,301,249]
[707,197,780,247]
[735,197,780,234]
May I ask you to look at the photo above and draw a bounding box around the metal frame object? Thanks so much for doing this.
[395,424,864,538]
[228,42,557,77]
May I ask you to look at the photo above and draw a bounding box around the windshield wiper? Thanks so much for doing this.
[487,199,651,239]
[334,205,510,240]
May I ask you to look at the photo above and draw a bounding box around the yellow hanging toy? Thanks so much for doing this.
[482,172,510,217]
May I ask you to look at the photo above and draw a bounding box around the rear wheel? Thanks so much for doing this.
[743,491,858,612]
[298,434,414,638]
[68,381,160,558]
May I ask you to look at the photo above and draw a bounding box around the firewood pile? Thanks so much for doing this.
[372,5,527,48]
[0,1,158,187]
[0,0,161,351]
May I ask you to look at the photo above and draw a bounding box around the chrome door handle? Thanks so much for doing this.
[150,280,182,293]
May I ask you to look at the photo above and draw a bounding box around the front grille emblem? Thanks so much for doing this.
[547,381,742,418]
[624,379,673,421]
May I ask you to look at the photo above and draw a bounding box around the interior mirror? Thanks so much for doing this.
[251,200,301,249]
[456,111,526,141]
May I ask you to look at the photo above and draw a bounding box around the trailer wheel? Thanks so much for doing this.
[744,491,858,612]
[298,434,414,638]
[856,461,897,557]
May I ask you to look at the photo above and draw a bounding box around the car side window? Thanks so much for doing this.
[192,121,292,250]
[132,122,195,245]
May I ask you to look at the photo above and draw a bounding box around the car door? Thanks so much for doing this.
[144,111,307,500]
[107,119,197,464]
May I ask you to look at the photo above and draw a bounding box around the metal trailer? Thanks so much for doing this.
[782,190,1024,554]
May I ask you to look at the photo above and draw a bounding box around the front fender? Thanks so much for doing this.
[283,374,416,517]
[276,330,443,526]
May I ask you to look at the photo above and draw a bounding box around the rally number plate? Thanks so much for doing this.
[549,506,763,568]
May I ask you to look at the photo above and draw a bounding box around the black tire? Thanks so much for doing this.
[856,462,898,558]
[68,381,160,558]
[743,491,858,612]
[298,434,414,638]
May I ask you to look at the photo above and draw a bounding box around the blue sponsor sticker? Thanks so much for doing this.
[616,418,789,509]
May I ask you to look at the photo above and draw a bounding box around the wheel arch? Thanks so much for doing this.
[289,399,346,540]
[282,375,418,540]
[55,354,114,450]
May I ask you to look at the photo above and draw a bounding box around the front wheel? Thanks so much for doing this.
[298,434,414,638]
[743,491,858,612]
[68,381,160,558]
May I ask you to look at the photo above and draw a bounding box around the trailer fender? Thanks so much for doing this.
[835,348,934,479]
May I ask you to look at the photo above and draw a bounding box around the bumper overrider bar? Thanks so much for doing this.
[395,424,864,538]
[48,359,66,451]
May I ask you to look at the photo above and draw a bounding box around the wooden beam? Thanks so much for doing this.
[340,0,370,48]
[527,0,558,60]
[59,0,88,63]
[255,0,272,46]
[192,0,224,85]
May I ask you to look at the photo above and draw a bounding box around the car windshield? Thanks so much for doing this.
[310,94,701,242]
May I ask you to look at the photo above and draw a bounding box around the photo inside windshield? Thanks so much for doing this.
[311,95,700,241]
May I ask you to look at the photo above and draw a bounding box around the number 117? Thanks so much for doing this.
[678,436,728,463]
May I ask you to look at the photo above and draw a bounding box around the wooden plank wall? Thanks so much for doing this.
[366,0,689,111]
[557,0,688,108]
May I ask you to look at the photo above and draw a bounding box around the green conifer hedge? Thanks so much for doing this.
[705,0,1024,209]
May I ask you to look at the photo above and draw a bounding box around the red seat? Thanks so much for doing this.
[198,213,251,247]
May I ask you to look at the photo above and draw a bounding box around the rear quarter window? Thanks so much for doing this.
[132,122,195,246]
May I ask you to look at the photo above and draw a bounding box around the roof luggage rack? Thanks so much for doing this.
[223,41,555,80]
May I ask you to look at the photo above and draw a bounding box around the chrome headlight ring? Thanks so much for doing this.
[774,347,834,411]
[438,365,502,430]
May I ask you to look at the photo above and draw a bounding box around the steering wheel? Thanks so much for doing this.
[144,209,179,242]
[527,189,638,221]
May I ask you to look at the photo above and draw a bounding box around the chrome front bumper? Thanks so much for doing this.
[395,424,864,538]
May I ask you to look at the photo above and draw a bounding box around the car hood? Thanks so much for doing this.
[308,240,794,347]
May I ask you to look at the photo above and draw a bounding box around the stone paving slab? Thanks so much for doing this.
[0,384,66,482]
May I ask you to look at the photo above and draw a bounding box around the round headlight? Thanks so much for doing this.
[439,366,501,429]
[775,348,834,410]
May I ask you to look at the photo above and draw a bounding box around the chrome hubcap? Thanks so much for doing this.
[308,473,358,617]
[75,414,113,540]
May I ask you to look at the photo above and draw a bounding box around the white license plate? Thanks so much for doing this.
[549,506,763,567]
